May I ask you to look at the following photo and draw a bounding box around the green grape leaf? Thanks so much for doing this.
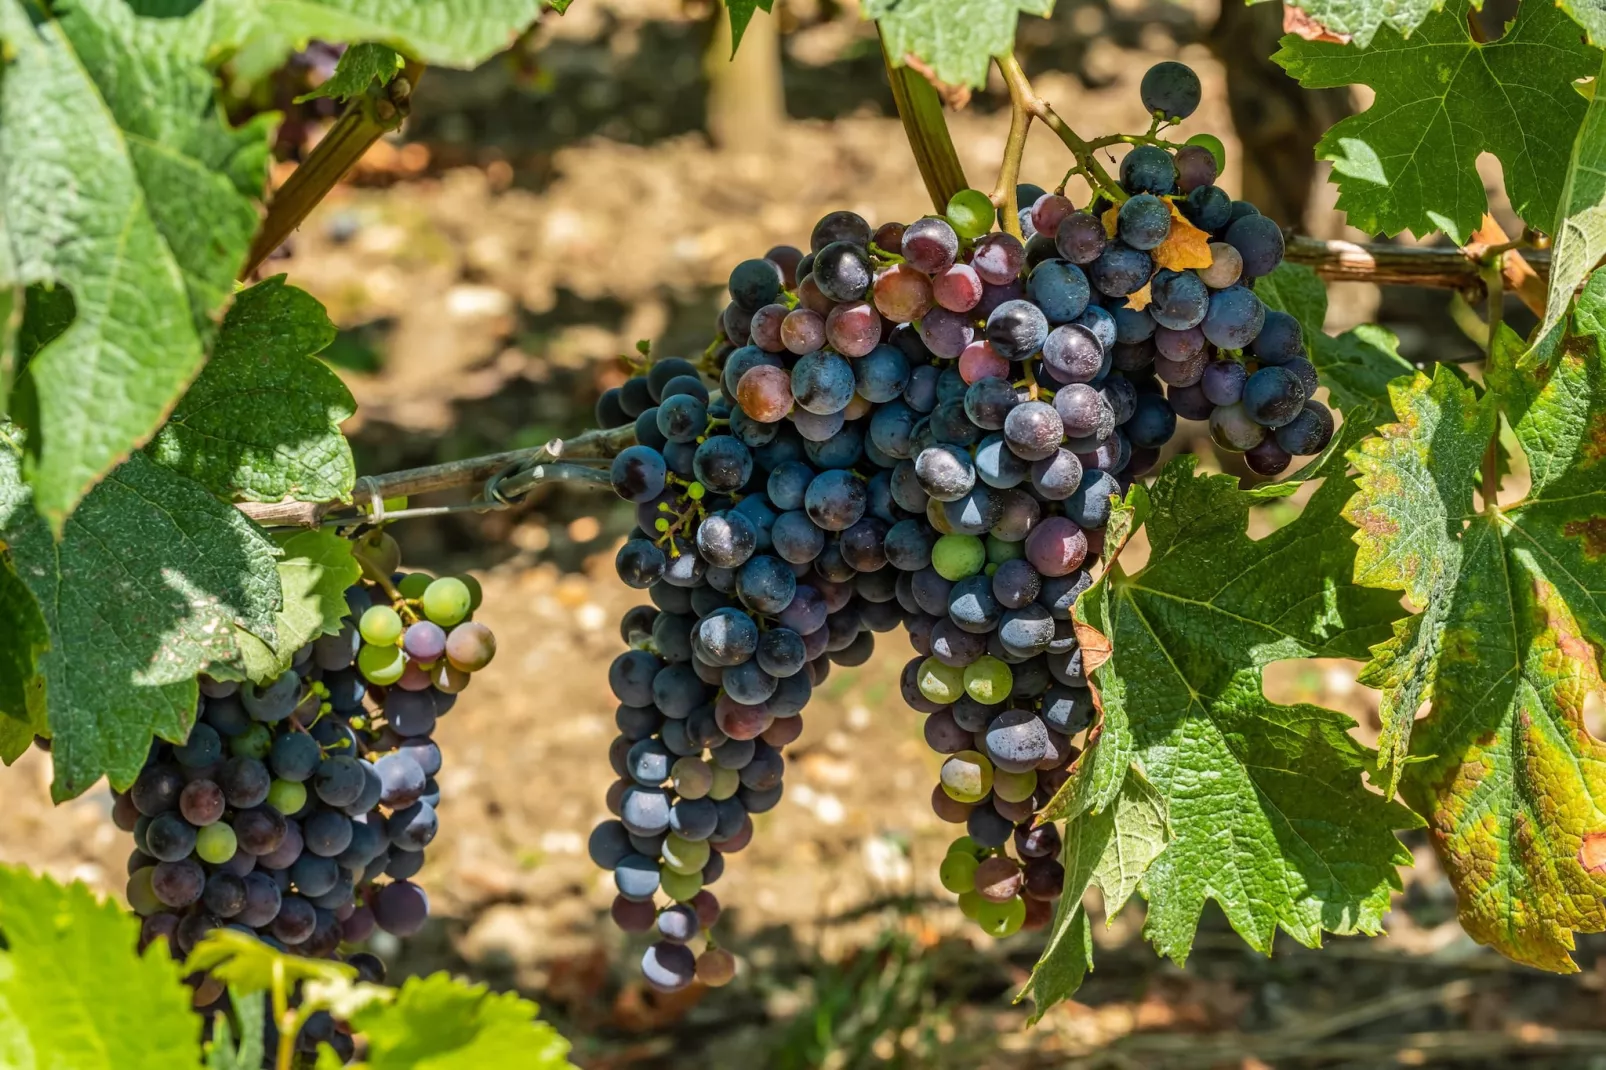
[0,554,47,727]
[1345,279,1606,971]
[206,989,267,1070]
[217,529,362,685]
[1253,262,1414,411]
[725,0,774,53]
[0,444,281,801]
[1065,429,1417,964]
[351,972,577,1069]
[1345,366,1493,796]
[1256,0,1440,49]
[1528,52,1606,367]
[0,0,274,531]
[187,929,357,996]
[867,0,1055,90]
[1019,766,1169,1021]
[148,276,355,505]
[296,43,404,103]
[180,0,545,76]
[0,865,202,1070]
[1561,0,1606,46]
[1274,0,1600,244]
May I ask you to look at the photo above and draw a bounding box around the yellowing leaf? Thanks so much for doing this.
[1125,282,1153,311]
[1100,204,1119,239]
[1151,204,1213,270]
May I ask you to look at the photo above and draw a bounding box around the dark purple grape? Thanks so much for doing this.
[1055,211,1106,264]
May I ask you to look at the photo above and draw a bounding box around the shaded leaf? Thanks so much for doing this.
[187,929,356,996]
[0,444,280,800]
[1275,0,1599,243]
[148,276,354,505]
[0,0,274,530]
[725,0,773,53]
[206,989,267,1070]
[0,864,202,1069]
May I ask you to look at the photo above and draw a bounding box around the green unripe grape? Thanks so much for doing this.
[708,765,741,801]
[687,482,705,501]
[939,851,980,894]
[357,642,408,686]
[461,574,484,612]
[940,750,994,803]
[662,833,710,875]
[360,531,402,576]
[946,835,984,860]
[986,535,1024,566]
[963,656,1012,705]
[660,867,703,902]
[992,767,1038,803]
[127,867,161,916]
[946,188,996,240]
[975,895,1026,938]
[672,757,713,800]
[1186,133,1226,173]
[396,572,432,600]
[917,657,966,705]
[359,605,403,646]
[422,577,472,627]
[932,534,986,581]
[196,822,239,865]
[267,778,308,814]
[230,723,272,759]
[957,890,985,920]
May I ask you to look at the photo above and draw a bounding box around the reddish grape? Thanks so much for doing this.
[958,341,1010,384]
[932,264,982,313]
[872,264,934,323]
[737,365,794,423]
[825,301,882,357]
[749,303,788,351]
[780,308,826,354]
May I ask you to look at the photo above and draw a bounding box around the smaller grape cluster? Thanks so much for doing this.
[115,532,494,1040]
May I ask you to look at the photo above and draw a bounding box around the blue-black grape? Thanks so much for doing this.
[1119,145,1177,195]
[1026,261,1091,324]
[986,300,1050,360]
[1241,366,1306,429]
[1224,213,1285,278]
[1140,61,1201,120]
[1117,194,1171,251]
[1087,243,1153,297]
[1182,184,1232,233]
[1148,269,1209,331]
[1200,285,1266,350]
[1275,401,1335,456]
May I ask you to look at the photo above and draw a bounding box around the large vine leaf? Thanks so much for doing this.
[0,0,274,532]
[351,972,577,1069]
[148,276,354,505]
[1068,435,1416,964]
[1345,278,1606,971]
[0,442,281,801]
[867,0,1055,89]
[185,0,545,75]
[1529,52,1606,367]
[0,865,202,1070]
[1275,0,1599,244]
[218,529,362,685]
[1252,262,1413,411]
[1019,766,1168,1021]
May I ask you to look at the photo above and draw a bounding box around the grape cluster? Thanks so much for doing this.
[589,60,1327,970]
[114,532,493,1047]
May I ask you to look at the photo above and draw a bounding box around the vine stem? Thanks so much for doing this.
[240,61,426,279]
[994,52,1124,203]
[879,32,969,213]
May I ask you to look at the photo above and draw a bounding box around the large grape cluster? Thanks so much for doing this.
[589,60,1327,977]
[114,531,494,1051]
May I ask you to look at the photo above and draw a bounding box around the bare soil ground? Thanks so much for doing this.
[6,2,1600,1065]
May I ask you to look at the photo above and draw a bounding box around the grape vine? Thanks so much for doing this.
[1,0,1605,1060]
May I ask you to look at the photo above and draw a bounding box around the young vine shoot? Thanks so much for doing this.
[585,62,1335,987]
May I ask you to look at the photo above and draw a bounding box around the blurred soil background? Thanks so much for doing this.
[6,0,1604,1065]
